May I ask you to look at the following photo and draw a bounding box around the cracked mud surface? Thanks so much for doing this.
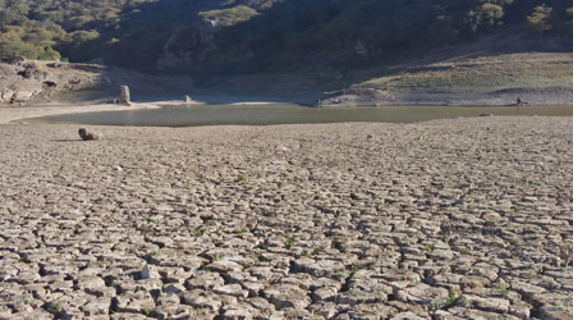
[0,117,572,319]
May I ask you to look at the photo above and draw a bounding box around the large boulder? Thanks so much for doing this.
[119,85,131,106]
[78,128,102,141]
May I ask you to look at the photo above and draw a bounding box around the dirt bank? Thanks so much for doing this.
[321,53,573,107]
[0,59,195,106]
[2,51,571,108]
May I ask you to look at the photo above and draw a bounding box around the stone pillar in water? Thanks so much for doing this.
[119,85,131,106]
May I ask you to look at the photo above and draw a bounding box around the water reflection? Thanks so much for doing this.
[31,104,572,127]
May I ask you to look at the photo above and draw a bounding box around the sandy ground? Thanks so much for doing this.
[0,114,572,319]
[0,99,295,125]
[0,103,163,125]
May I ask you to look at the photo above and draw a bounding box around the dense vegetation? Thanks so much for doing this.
[0,0,572,73]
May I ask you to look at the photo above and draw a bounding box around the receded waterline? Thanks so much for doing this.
[25,104,573,127]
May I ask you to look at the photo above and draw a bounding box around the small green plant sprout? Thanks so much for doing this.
[263,211,278,218]
[255,254,267,263]
[424,244,435,251]
[204,219,216,226]
[498,288,509,297]
[144,309,152,317]
[233,228,247,235]
[312,247,323,255]
[556,301,573,315]
[347,266,356,277]
[193,228,203,236]
[147,251,158,257]
[51,301,62,314]
[334,241,346,253]
[10,295,36,305]
[174,195,182,202]
[213,253,222,261]
[88,260,100,267]
[236,174,247,182]
[23,295,35,305]
[284,234,296,249]
[443,290,466,309]
[300,250,310,257]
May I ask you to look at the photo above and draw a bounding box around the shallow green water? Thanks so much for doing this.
[32,104,572,127]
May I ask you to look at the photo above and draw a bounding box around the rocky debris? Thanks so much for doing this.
[5,55,26,65]
[516,98,529,106]
[139,264,160,280]
[0,59,195,106]
[78,128,102,141]
[0,117,571,319]
[0,59,100,105]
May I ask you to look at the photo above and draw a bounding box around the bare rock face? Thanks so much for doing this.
[119,85,131,106]
[78,128,102,141]
[18,62,46,80]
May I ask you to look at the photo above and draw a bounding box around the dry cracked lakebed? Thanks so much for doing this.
[0,117,572,320]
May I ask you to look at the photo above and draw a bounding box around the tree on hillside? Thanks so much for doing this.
[526,5,553,31]
[36,45,61,60]
[0,0,571,68]
[461,0,513,35]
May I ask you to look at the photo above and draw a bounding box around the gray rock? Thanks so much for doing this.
[119,85,131,106]
[78,128,102,141]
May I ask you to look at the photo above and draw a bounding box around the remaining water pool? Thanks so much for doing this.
[29,104,572,127]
